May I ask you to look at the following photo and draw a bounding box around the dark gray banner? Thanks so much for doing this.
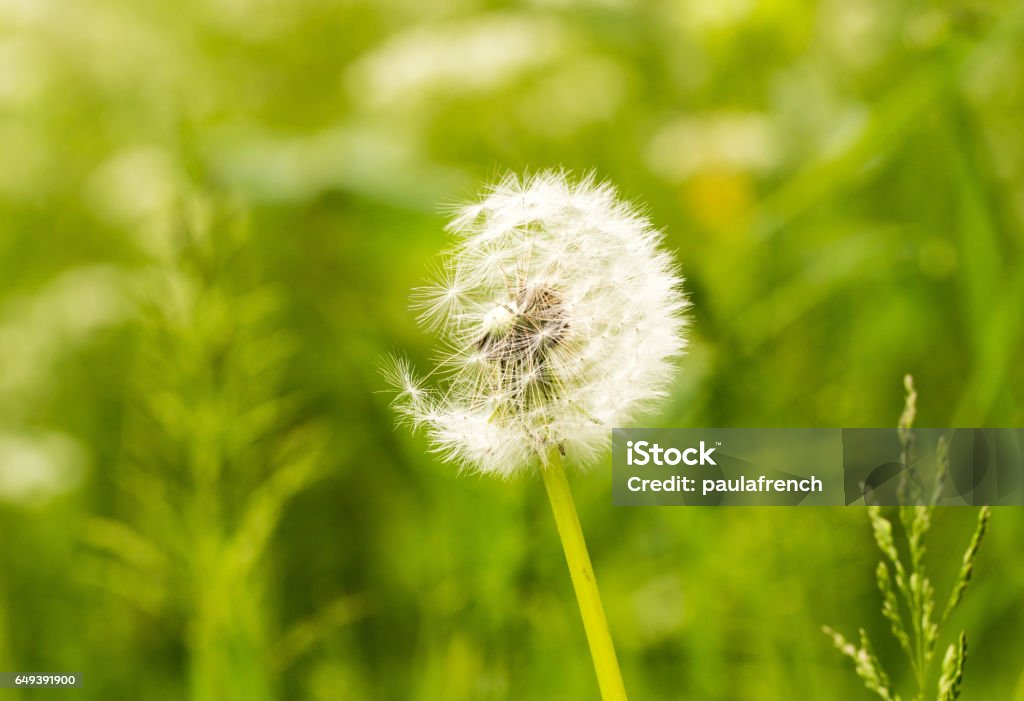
[612,428,1024,506]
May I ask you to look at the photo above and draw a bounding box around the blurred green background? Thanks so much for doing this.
[1,0,1023,699]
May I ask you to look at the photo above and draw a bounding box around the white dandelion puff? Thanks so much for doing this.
[387,171,688,478]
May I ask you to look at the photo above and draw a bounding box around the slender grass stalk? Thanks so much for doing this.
[541,448,628,701]
[825,377,991,701]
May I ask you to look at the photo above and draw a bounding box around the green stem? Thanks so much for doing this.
[541,448,628,701]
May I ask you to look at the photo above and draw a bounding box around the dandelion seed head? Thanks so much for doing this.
[387,171,688,477]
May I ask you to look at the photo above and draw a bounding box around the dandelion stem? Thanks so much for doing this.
[541,448,628,701]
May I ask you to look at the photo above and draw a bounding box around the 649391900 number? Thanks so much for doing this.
[1,673,80,688]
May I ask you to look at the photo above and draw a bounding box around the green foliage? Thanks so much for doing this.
[83,199,327,700]
[826,380,993,701]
